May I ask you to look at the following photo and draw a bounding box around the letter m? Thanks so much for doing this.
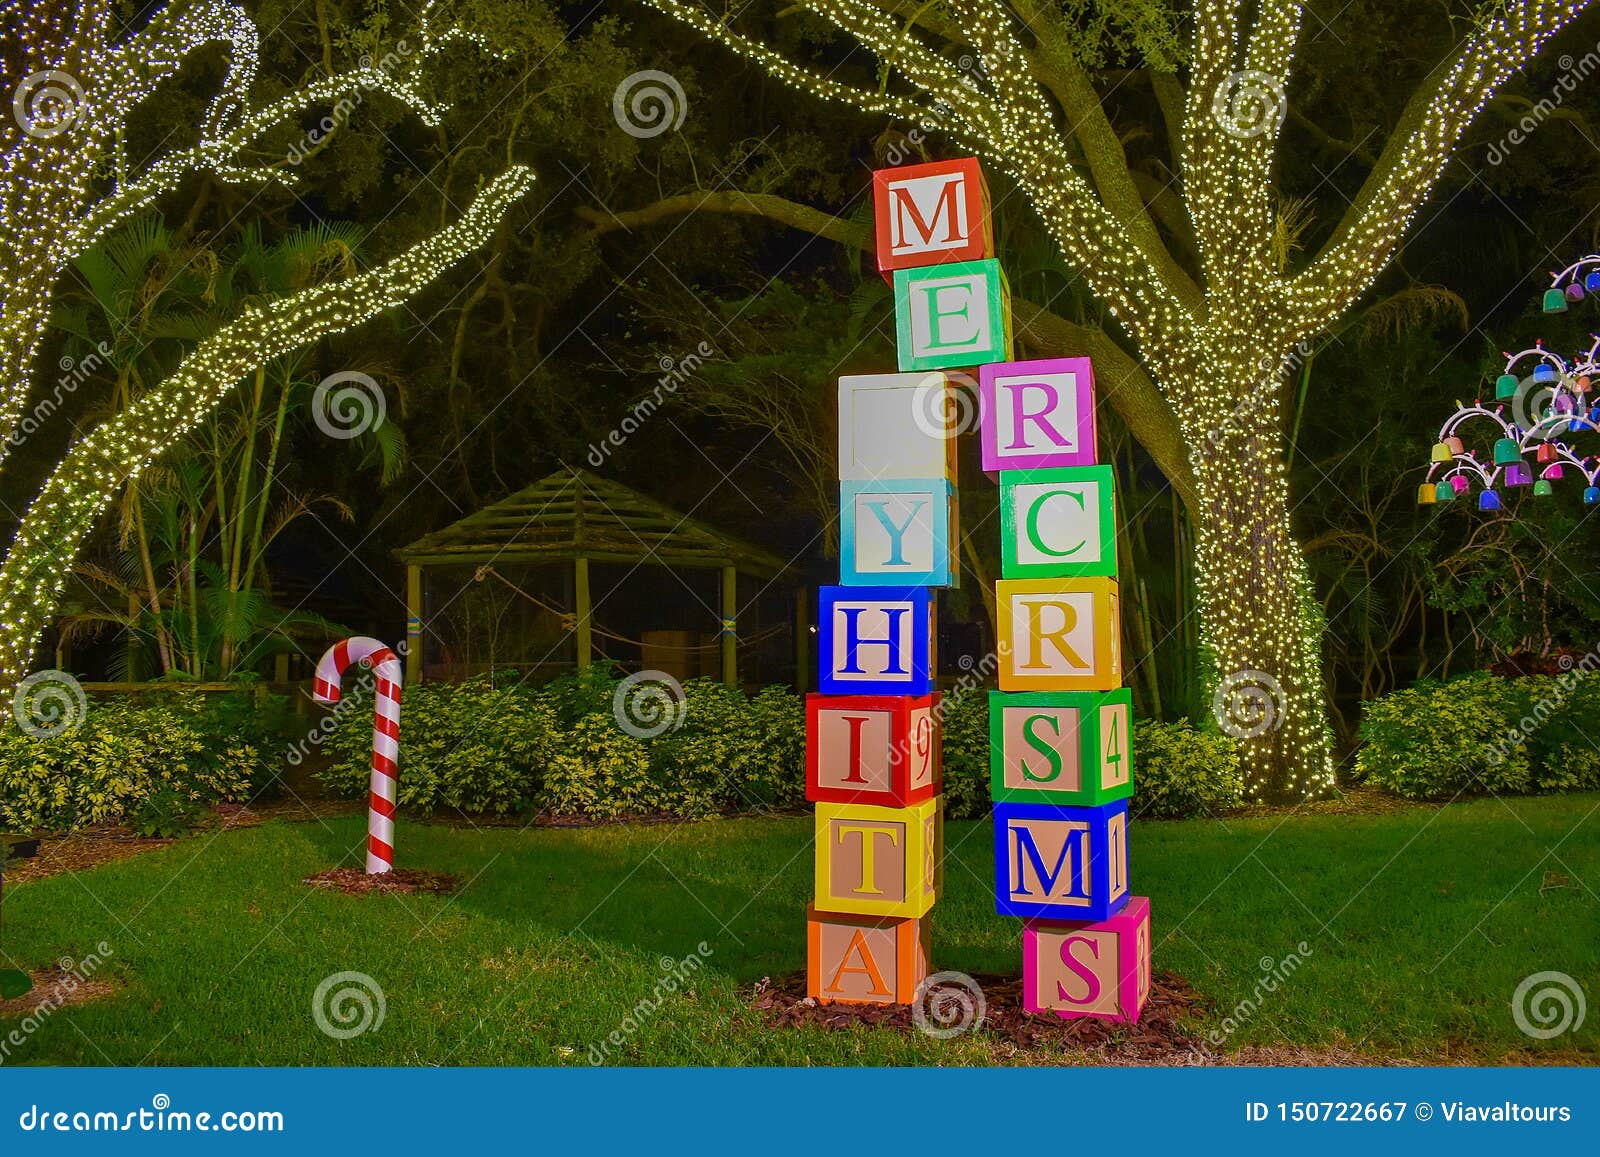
[887,172,968,255]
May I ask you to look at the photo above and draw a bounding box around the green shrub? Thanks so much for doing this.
[939,689,991,820]
[1358,670,1600,799]
[318,675,552,814]
[0,691,281,831]
[1129,720,1245,818]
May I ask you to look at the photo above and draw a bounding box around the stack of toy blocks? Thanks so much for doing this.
[804,157,1002,1004]
[979,330,1153,1022]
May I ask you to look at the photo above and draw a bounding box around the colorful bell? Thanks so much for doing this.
[1567,283,1586,303]
[1479,489,1503,511]
[1586,486,1600,505]
[1418,482,1438,505]
[1533,363,1559,384]
[1431,440,1454,462]
[1537,441,1561,464]
[1505,462,1533,487]
[1546,464,1566,481]
[1493,437,1524,466]
[1436,480,1456,502]
[1577,375,1591,392]
[1496,373,1520,399]
[1450,475,1470,495]
[1586,271,1600,293]
[1445,436,1464,454]
[1544,287,1570,313]
[1554,393,1576,413]
[1534,479,1555,497]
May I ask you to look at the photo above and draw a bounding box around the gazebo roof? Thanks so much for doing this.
[394,467,789,579]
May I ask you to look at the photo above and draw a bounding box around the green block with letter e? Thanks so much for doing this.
[893,259,1011,371]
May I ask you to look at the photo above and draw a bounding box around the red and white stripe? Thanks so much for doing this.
[313,637,403,874]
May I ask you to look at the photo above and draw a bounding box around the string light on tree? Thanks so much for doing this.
[642,0,1590,801]
[0,0,534,691]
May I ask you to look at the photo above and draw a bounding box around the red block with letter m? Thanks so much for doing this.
[873,158,994,279]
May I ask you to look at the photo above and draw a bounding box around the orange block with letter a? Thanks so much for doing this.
[807,906,930,1005]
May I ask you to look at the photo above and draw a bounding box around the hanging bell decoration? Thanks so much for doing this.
[1418,482,1438,505]
[1546,464,1566,481]
[1436,480,1457,502]
[1534,479,1555,497]
[1567,283,1586,303]
[1533,363,1559,384]
[1431,441,1455,463]
[1493,437,1524,466]
[1450,475,1470,495]
[1496,373,1520,400]
[1586,270,1600,293]
[1544,287,1570,313]
[1537,441,1561,464]
[1479,489,1503,511]
[1444,436,1465,455]
[1505,462,1534,487]
[1585,486,1600,505]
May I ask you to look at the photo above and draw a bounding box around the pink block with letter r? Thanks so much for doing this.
[1022,894,1151,1023]
[979,356,1097,473]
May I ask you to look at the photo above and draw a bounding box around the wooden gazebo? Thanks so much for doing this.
[394,468,792,685]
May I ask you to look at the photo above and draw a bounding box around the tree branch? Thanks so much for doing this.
[576,191,1197,506]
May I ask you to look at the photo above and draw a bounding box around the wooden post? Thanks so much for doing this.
[273,653,289,684]
[720,565,737,688]
[405,564,423,685]
[574,556,593,671]
[794,587,810,691]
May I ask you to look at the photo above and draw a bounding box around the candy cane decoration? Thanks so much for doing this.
[313,637,403,874]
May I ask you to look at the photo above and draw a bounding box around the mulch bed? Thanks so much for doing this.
[1,963,119,1015]
[301,867,460,895]
[751,970,1209,1061]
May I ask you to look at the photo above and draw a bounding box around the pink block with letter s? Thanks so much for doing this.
[979,356,1097,473]
[1022,894,1151,1023]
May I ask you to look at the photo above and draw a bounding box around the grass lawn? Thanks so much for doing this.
[2,793,1597,1065]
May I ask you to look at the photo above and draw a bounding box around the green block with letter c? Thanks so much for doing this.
[999,465,1117,579]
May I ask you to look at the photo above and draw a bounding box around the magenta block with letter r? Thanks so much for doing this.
[979,356,1097,473]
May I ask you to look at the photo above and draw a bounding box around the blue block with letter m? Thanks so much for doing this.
[994,798,1129,922]
[818,585,936,695]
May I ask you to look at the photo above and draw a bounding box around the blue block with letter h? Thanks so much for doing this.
[818,585,936,695]
[993,798,1129,922]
